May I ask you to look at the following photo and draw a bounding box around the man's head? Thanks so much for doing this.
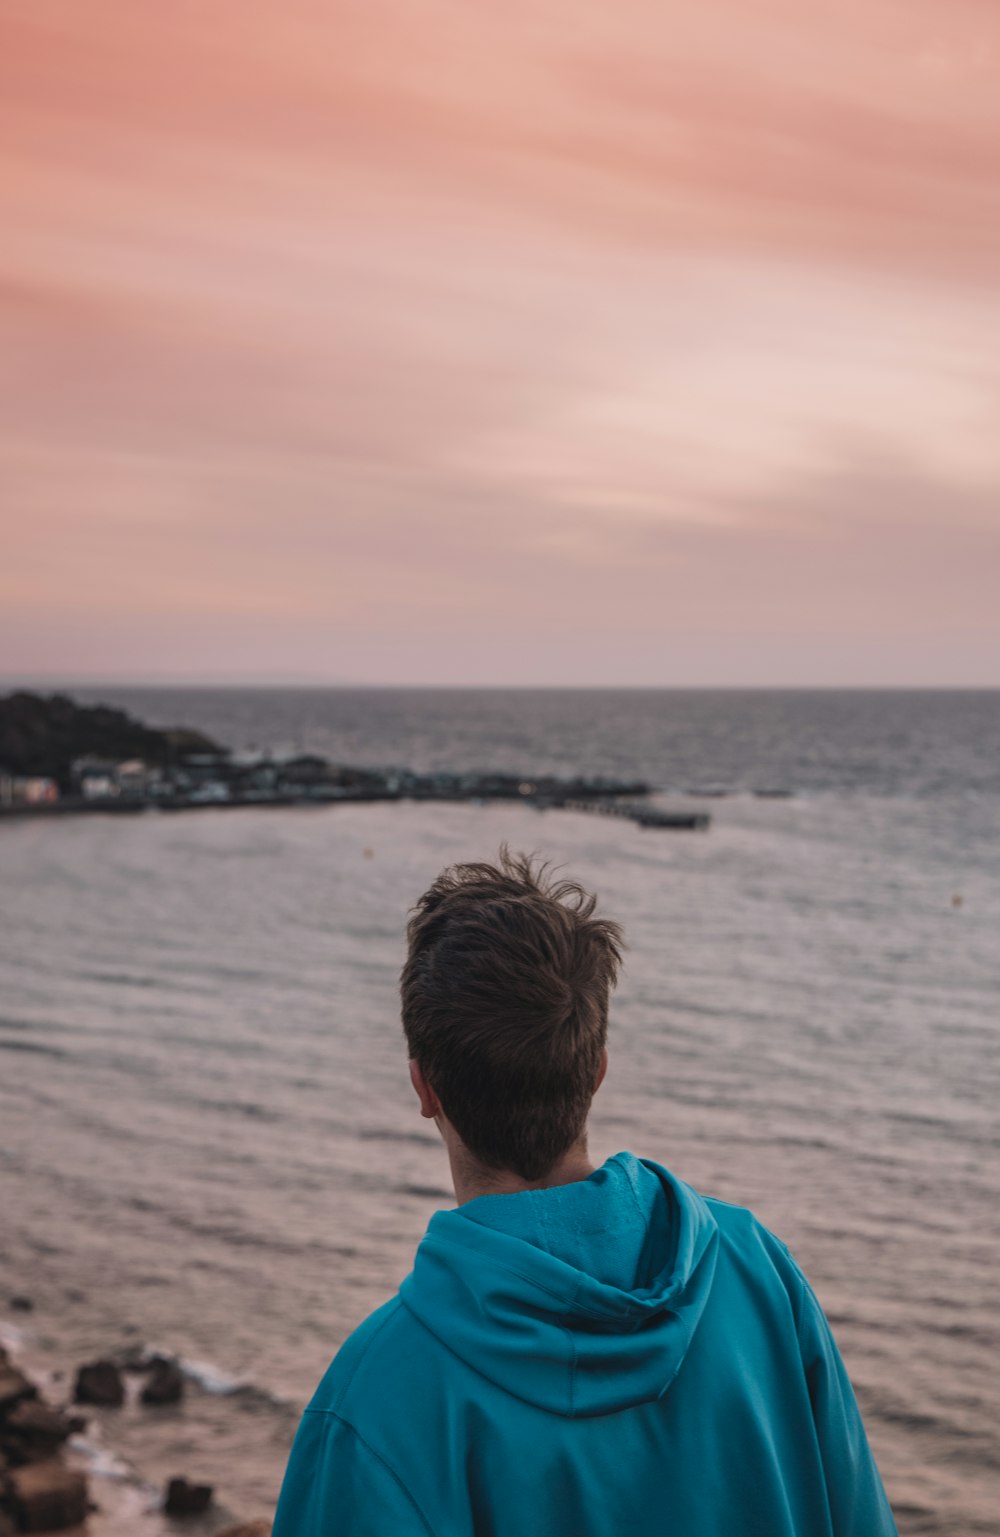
[400,847,624,1183]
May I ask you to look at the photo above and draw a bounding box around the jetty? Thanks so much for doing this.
[540,797,710,831]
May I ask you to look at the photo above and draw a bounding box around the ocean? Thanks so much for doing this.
[1,688,998,1535]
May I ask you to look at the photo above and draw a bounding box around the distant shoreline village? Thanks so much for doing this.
[0,692,713,831]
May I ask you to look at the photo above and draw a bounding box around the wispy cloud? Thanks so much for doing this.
[2,0,999,682]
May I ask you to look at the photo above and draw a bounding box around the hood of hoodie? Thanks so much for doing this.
[398,1151,719,1418]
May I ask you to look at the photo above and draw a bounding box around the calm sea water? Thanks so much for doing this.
[1,689,998,1535]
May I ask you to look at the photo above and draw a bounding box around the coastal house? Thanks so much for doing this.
[178,751,233,784]
[187,780,231,803]
[277,753,334,788]
[9,775,59,804]
[71,756,120,799]
[238,760,279,794]
[115,758,151,797]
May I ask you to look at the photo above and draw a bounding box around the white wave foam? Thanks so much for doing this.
[178,1354,249,1395]
[0,1318,29,1351]
[131,1342,295,1415]
[67,1433,135,1482]
[127,1341,248,1395]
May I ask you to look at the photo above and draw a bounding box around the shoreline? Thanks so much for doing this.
[0,788,713,830]
[1,1315,274,1537]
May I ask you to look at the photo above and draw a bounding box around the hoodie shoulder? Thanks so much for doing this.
[701,1194,809,1319]
[307,1296,411,1417]
[701,1190,791,1253]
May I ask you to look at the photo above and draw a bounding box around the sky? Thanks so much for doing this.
[2,0,999,686]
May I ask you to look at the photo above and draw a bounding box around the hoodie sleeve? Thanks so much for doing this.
[792,1269,899,1537]
[272,1407,435,1537]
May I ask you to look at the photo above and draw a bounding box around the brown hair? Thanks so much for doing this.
[400,846,624,1182]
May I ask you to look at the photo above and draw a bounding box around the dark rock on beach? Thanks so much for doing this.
[7,1300,33,1315]
[1,1337,275,1535]
[4,1461,88,1533]
[0,1401,80,1465]
[0,1346,93,1535]
[164,1476,214,1516]
[0,1365,36,1415]
[73,1360,124,1408]
[141,1358,185,1406]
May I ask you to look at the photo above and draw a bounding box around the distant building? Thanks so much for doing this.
[278,754,334,787]
[179,752,234,789]
[116,758,151,797]
[10,776,59,804]
[239,759,279,793]
[71,757,120,799]
[187,780,231,803]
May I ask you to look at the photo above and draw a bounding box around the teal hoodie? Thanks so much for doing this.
[272,1151,898,1535]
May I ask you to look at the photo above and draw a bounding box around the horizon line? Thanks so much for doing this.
[4,679,999,694]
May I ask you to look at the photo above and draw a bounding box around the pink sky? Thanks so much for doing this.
[2,0,999,684]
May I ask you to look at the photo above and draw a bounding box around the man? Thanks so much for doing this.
[273,848,898,1536]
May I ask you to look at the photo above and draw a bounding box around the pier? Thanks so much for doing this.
[539,798,711,831]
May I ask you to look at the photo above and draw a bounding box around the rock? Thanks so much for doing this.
[73,1359,124,1408]
[7,1298,33,1314]
[6,1460,88,1532]
[1,1400,77,1463]
[141,1359,184,1406]
[0,1365,36,1413]
[164,1477,213,1516]
[216,1523,271,1537]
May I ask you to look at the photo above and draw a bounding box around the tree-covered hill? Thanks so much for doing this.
[0,692,223,790]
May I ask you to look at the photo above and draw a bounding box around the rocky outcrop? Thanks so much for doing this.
[140,1358,184,1406]
[164,1476,213,1516]
[1,1339,275,1534]
[0,1403,81,1465]
[72,1359,124,1408]
[0,1363,35,1416]
[0,1351,90,1534]
[3,1463,88,1533]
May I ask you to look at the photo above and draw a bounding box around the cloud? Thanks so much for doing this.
[2,0,999,682]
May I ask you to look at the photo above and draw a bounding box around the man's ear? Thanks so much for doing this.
[594,1047,609,1094]
[409,1058,443,1119]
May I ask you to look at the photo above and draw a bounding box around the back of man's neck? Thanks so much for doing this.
[450,1142,596,1206]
